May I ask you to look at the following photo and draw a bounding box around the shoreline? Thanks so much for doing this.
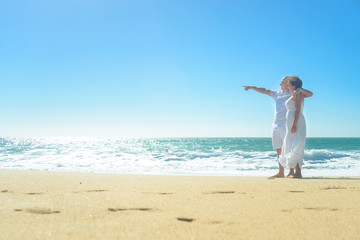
[1,168,359,178]
[1,169,359,239]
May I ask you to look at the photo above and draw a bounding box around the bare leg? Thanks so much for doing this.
[293,164,302,178]
[268,148,284,178]
[287,164,302,178]
[287,168,295,177]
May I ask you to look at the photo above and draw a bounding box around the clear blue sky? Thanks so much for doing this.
[0,0,359,137]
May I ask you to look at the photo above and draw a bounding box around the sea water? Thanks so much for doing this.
[0,137,359,177]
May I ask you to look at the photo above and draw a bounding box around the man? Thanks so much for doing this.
[243,76,313,178]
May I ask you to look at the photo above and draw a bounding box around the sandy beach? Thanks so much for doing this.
[0,170,359,240]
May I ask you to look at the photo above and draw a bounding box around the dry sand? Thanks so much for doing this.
[0,170,359,239]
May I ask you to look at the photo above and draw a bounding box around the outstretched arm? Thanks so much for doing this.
[243,86,272,97]
[296,88,313,98]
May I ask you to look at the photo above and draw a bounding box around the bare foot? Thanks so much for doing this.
[287,174,302,179]
[286,170,295,177]
[268,172,285,179]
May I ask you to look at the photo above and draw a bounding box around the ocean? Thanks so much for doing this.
[0,137,359,177]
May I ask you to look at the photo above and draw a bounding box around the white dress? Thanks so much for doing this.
[279,97,306,169]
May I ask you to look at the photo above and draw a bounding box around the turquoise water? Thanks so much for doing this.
[0,137,359,176]
[306,138,360,151]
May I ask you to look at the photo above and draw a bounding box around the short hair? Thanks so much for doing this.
[288,76,303,89]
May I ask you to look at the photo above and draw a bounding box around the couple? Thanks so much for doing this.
[244,76,313,178]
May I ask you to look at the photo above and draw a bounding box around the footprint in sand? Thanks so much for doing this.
[73,190,108,193]
[143,192,174,195]
[282,207,338,212]
[108,208,154,212]
[208,221,223,224]
[304,207,338,211]
[177,217,195,223]
[321,186,347,190]
[86,190,108,193]
[1,190,13,193]
[204,191,236,194]
[14,208,60,214]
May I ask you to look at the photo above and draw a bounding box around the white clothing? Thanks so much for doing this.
[270,90,292,149]
[272,122,286,149]
[270,90,292,124]
[279,97,306,168]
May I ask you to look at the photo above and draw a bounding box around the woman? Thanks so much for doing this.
[279,76,307,178]
[243,77,313,178]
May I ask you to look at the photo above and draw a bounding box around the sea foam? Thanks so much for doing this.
[0,137,359,176]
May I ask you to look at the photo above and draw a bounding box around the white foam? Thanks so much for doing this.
[0,137,359,176]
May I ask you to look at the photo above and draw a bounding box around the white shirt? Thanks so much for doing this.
[270,90,292,124]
